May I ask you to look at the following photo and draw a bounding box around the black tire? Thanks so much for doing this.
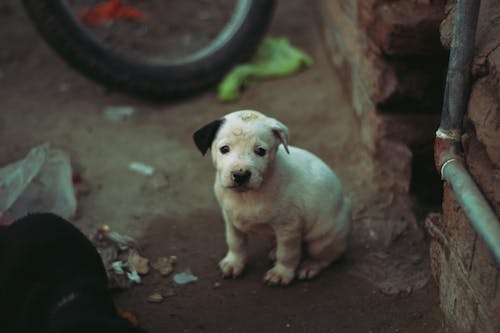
[22,0,276,99]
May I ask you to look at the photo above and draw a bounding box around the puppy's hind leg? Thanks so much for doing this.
[298,236,347,280]
[299,199,351,280]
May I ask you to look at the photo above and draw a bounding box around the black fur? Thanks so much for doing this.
[193,118,225,155]
[0,213,147,333]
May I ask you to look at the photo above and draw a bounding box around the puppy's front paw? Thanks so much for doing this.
[219,252,246,278]
[263,264,295,286]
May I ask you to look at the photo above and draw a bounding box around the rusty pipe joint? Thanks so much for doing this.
[434,127,463,178]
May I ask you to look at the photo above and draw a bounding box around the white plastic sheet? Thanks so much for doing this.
[0,143,76,224]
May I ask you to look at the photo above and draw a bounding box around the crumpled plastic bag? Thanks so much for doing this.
[0,143,77,225]
[218,37,314,101]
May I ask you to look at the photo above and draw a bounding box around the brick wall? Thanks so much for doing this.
[317,0,500,331]
[427,0,500,331]
[316,0,446,247]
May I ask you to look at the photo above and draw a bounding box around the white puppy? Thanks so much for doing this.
[193,110,351,286]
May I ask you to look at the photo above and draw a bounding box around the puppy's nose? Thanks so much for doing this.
[232,170,251,185]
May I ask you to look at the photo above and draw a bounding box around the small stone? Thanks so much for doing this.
[147,293,164,303]
[103,106,136,122]
[100,225,110,233]
[129,162,155,176]
[173,272,198,285]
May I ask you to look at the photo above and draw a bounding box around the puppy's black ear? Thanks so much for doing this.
[193,119,225,155]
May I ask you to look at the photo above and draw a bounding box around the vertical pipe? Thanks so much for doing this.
[439,0,481,135]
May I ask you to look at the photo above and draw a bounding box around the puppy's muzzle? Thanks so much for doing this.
[232,170,252,186]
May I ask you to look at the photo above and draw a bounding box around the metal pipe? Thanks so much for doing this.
[435,0,500,265]
[441,160,500,264]
[439,0,481,135]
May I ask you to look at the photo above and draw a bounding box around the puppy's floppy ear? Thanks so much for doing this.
[271,120,290,154]
[193,118,225,155]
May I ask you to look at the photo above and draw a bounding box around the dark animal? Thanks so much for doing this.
[0,213,147,333]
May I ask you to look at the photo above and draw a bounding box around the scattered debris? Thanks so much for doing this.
[146,288,177,304]
[147,293,164,303]
[129,162,155,176]
[92,225,146,289]
[111,261,126,275]
[173,272,198,285]
[213,282,221,289]
[103,106,136,122]
[128,251,150,275]
[98,224,138,250]
[151,256,177,276]
[127,270,141,284]
[80,0,148,26]
[0,143,77,225]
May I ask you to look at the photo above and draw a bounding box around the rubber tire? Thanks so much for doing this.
[22,0,276,99]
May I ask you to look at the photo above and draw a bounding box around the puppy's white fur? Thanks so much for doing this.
[194,110,351,286]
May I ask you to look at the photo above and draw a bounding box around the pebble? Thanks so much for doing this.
[147,293,164,303]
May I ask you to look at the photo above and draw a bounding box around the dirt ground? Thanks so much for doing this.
[0,0,444,332]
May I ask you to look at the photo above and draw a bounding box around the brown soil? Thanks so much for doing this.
[0,0,444,332]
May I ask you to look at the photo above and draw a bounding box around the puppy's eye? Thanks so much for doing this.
[220,145,230,154]
[254,147,266,157]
